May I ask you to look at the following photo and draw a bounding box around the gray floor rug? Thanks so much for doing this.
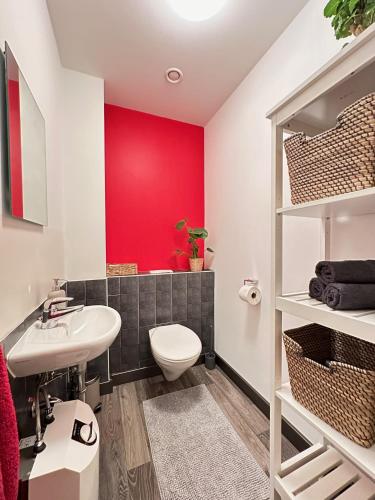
[143,384,270,500]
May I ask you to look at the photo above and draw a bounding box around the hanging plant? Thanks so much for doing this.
[324,0,375,39]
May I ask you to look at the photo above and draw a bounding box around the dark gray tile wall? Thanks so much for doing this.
[107,271,215,376]
[67,278,107,307]
[172,273,188,322]
[201,271,215,351]
[66,279,109,382]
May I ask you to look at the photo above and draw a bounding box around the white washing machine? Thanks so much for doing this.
[29,400,99,500]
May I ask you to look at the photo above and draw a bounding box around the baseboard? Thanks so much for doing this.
[111,354,206,387]
[112,365,162,385]
[100,378,114,395]
[215,353,311,452]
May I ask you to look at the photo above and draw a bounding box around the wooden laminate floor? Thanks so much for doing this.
[97,365,297,500]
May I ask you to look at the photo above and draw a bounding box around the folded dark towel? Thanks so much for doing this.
[309,278,326,301]
[323,283,375,310]
[316,260,375,284]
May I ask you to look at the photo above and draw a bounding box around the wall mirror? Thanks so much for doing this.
[5,42,47,225]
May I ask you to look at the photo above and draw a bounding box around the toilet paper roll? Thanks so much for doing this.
[239,285,261,305]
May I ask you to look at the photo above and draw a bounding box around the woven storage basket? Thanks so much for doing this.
[284,323,375,448]
[106,263,138,276]
[284,93,375,204]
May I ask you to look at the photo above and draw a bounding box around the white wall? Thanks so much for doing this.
[0,1,106,339]
[0,0,65,339]
[205,0,349,440]
[62,69,106,280]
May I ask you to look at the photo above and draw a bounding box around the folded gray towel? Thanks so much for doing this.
[309,278,326,301]
[316,260,375,284]
[323,283,375,310]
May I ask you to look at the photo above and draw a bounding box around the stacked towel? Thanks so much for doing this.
[309,260,375,310]
[308,277,326,301]
[316,260,375,284]
[324,283,375,310]
[0,347,19,500]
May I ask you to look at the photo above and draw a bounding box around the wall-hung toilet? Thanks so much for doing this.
[149,324,202,381]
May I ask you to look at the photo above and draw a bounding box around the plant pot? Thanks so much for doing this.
[350,23,364,36]
[204,250,214,270]
[189,258,204,272]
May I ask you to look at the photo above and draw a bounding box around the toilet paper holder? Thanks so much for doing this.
[243,278,258,286]
[239,279,261,305]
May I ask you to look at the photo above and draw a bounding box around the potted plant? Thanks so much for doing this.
[175,218,213,272]
[324,0,375,39]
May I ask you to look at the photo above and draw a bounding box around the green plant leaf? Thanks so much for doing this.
[176,219,187,230]
[324,0,342,17]
[348,0,360,14]
[206,247,214,253]
[338,16,352,37]
[332,10,352,38]
[326,0,375,38]
[188,228,208,240]
[364,2,375,25]
[365,3,375,15]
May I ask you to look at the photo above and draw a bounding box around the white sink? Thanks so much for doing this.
[7,306,121,377]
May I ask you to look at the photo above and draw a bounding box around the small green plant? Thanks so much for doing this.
[324,0,375,39]
[175,218,213,259]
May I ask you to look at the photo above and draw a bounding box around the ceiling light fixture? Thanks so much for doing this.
[165,67,183,84]
[167,0,227,22]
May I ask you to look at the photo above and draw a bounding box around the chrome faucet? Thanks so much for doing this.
[41,297,84,328]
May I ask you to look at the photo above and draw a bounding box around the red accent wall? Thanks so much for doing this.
[105,105,204,271]
[8,79,23,218]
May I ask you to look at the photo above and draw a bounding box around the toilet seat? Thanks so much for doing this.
[149,324,201,362]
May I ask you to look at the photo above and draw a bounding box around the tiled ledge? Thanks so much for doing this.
[67,269,214,280]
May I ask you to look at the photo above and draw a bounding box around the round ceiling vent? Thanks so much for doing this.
[165,67,183,84]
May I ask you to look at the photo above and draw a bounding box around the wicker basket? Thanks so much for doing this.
[284,93,375,204]
[284,323,375,448]
[106,263,138,276]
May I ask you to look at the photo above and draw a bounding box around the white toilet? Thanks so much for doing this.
[149,324,202,381]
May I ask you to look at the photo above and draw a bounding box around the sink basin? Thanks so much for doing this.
[7,306,121,377]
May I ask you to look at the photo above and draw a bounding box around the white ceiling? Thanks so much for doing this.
[47,0,308,125]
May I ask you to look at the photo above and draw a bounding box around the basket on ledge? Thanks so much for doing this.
[284,323,375,448]
[284,92,375,205]
[106,263,138,276]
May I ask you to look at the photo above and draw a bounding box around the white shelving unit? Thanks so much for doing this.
[267,24,375,500]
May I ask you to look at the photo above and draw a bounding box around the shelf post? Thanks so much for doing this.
[270,119,284,499]
[321,217,331,260]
